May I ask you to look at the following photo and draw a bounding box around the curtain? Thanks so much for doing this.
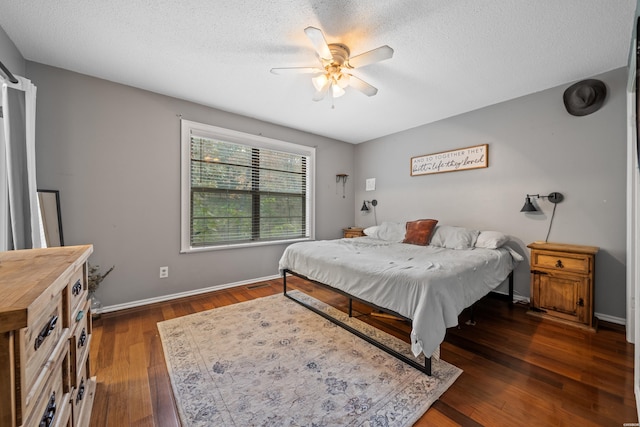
[0,74,41,250]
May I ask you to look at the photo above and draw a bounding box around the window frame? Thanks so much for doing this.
[180,120,315,253]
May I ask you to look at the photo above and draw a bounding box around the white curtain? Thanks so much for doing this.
[0,74,42,250]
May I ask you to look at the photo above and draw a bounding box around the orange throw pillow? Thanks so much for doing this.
[403,219,438,246]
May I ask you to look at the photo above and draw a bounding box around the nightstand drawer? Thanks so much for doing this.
[343,227,365,238]
[531,252,590,274]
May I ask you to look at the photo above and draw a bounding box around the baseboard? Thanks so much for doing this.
[100,276,628,327]
[490,291,626,325]
[100,274,281,314]
[594,312,626,325]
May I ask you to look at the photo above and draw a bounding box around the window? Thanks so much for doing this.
[181,120,315,252]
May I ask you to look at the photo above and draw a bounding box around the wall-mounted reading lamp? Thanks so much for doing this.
[520,192,564,241]
[520,192,564,212]
[360,199,377,212]
[361,199,378,225]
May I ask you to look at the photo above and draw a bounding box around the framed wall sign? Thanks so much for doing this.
[411,144,488,176]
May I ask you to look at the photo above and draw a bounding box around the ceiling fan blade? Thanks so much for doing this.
[348,75,378,97]
[348,45,394,68]
[270,67,323,75]
[304,26,333,60]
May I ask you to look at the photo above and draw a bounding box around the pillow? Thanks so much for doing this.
[429,225,479,250]
[376,222,406,242]
[403,219,438,246]
[363,225,379,237]
[475,231,510,249]
[364,222,406,242]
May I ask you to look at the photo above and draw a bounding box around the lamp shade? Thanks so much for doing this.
[520,196,537,212]
[360,201,369,212]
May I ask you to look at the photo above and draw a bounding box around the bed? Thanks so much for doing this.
[278,221,523,375]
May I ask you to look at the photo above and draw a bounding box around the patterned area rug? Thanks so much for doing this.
[157,291,462,426]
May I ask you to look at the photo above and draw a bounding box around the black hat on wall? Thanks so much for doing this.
[563,79,607,116]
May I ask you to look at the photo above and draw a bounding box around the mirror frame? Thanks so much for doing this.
[37,189,64,247]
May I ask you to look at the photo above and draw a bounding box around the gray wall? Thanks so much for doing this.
[26,63,355,307]
[354,67,628,320]
[0,25,628,319]
[0,25,24,77]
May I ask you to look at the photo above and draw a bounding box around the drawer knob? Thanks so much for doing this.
[34,315,58,351]
[555,260,564,268]
[78,328,87,348]
[71,279,82,296]
[577,298,584,307]
[40,391,57,427]
[76,379,85,404]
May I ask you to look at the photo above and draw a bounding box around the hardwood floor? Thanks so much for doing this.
[89,276,637,426]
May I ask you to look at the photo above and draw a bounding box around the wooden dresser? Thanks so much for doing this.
[0,245,96,427]
[527,242,598,331]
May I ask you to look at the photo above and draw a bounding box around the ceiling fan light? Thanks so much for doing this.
[312,74,328,91]
[331,83,346,98]
[336,73,350,88]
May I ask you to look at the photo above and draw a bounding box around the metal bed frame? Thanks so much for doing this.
[282,268,514,376]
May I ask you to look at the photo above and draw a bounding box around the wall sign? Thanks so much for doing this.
[411,144,488,176]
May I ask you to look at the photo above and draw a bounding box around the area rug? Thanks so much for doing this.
[157,291,462,427]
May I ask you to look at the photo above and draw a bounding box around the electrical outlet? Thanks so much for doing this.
[159,266,169,278]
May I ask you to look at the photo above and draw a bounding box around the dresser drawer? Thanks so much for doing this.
[21,345,70,427]
[71,374,96,427]
[67,266,88,326]
[19,292,67,410]
[69,302,91,387]
[531,251,591,274]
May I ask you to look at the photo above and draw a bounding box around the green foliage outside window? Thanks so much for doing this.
[190,136,308,246]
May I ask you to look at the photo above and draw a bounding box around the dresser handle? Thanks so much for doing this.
[78,328,87,348]
[76,379,85,404]
[577,298,584,307]
[40,391,57,427]
[71,279,82,296]
[76,310,85,322]
[555,260,564,268]
[34,315,58,351]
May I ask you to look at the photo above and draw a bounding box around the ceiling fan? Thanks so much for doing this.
[270,26,394,101]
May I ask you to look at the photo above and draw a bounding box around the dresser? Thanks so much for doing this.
[527,242,598,331]
[0,245,96,427]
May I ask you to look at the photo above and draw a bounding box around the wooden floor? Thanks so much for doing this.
[89,276,637,426]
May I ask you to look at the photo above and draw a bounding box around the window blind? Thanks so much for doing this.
[189,135,309,247]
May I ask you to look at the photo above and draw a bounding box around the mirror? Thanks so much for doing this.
[37,189,64,247]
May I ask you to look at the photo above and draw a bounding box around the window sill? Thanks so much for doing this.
[180,237,311,253]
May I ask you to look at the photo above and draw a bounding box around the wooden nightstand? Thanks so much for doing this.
[527,242,599,331]
[343,227,365,238]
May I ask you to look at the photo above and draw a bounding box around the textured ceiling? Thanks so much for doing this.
[0,1,636,143]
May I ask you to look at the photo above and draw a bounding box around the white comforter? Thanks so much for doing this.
[278,237,519,359]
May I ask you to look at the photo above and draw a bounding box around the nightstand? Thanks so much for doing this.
[343,227,365,238]
[527,242,599,331]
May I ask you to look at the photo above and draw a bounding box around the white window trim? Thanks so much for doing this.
[180,119,316,253]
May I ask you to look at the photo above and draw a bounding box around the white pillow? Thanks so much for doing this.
[475,231,510,249]
[429,225,479,249]
[363,225,379,237]
[364,222,406,242]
